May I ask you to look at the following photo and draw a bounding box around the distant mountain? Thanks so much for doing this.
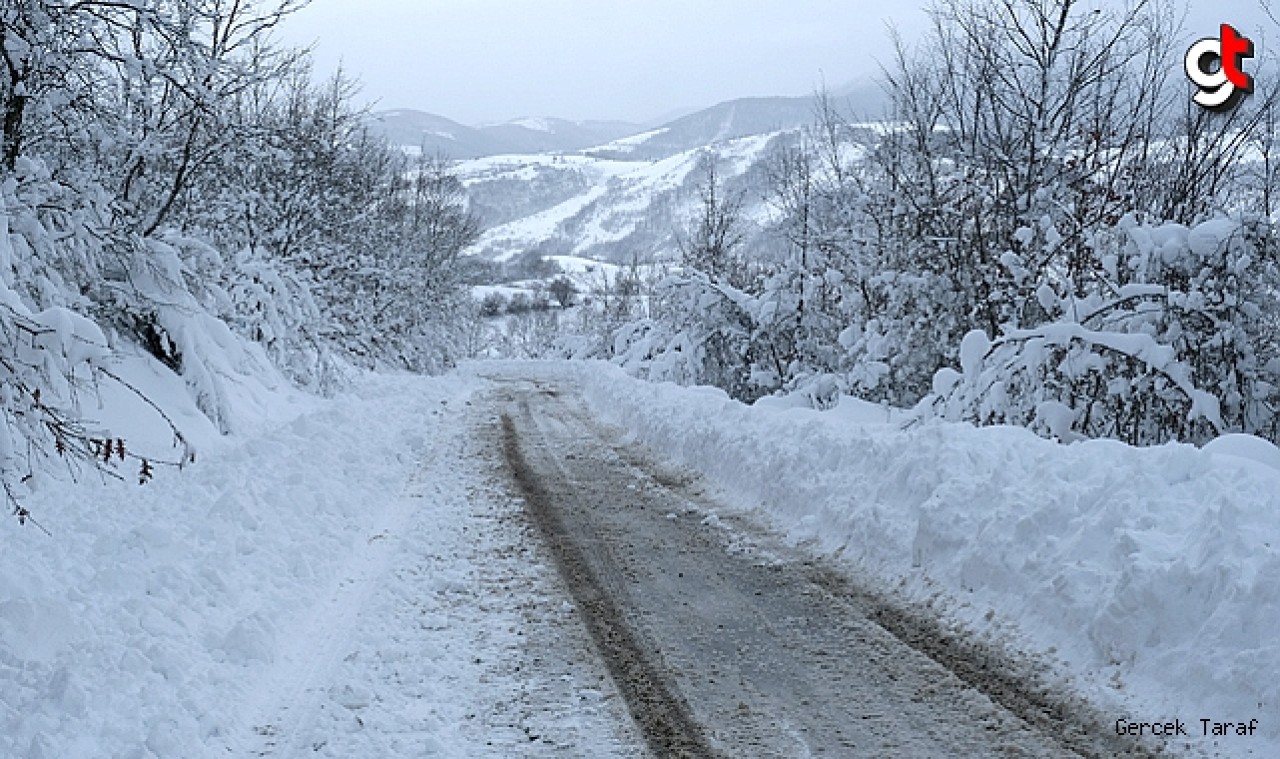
[830,77,894,117]
[366,110,499,159]
[365,110,641,159]
[583,97,814,160]
[641,105,703,129]
[369,79,889,161]
[585,82,892,160]
[477,118,641,155]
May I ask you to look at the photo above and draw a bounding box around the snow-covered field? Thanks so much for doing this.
[570,361,1279,758]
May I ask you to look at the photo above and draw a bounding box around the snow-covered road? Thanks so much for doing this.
[221,366,1159,758]
[230,377,646,758]
[3,360,1272,757]
[493,370,1160,758]
[2,366,644,758]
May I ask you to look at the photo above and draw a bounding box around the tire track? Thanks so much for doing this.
[502,408,722,759]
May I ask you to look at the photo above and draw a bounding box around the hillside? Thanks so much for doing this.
[459,130,793,264]
[581,96,816,161]
[446,83,888,265]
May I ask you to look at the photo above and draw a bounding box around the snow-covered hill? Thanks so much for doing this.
[460,130,792,264]
[370,81,887,162]
[399,85,892,266]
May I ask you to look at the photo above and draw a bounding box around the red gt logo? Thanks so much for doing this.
[1185,24,1255,111]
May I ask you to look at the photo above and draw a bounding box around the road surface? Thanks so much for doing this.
[237,368,1168,758]
[489,371,1164,758]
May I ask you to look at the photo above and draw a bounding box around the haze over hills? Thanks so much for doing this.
[366,110,642,159]
[368,78,890,161]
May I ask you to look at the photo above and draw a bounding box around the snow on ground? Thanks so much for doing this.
[544,256,668,291]
[458,153,634,186]
[568,360,1279,758]
[0,362,635,758]
[470,259,666,307]
[471,283,541,300]
[474,186,611,263]
[544,254,619,275]
[508,117,554,133]
[584,127,670,154]
[1,364,460,757]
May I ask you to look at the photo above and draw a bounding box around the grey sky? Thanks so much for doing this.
[275,1,1272,126]
[274,0,932,124]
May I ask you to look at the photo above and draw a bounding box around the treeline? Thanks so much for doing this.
[614,0,1280,446]
[1,1,476,511]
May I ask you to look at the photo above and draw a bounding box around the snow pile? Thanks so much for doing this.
[574,361,1279,756]
[0,367,482,758]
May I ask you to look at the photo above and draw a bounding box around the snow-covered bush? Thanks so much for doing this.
[922,216,1279,446]
[615,272,760,398]
[226,249,334,392]
[1,174,194,520]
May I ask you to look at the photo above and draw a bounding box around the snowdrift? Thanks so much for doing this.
[0,368,480,758]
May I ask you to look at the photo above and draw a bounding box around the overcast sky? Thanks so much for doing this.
[275,1,1272,126]
[274,0,933,125]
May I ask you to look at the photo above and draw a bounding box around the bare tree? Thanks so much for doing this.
[678,150,751,288]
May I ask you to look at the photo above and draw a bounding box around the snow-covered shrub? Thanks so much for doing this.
[615,272,761,399]
[1,175,194,520]
[480,292,508,317]
[226,249,335,392]
[922,216,1278,445]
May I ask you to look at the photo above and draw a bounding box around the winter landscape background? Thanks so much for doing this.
[2,0,1279,757]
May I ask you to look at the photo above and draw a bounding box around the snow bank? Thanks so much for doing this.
[573,361,1278,757]
[0,365,481,758]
